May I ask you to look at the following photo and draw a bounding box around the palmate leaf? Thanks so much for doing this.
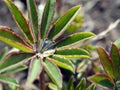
[75,78,86,90]
[4,0,34,44]
[0,26,33,53]
[0,47,8,62]
[0,76,18,86]
[43,60,62,89]
[110,44,120,80]
[55,32,95,49]
[88,74,115,89]
[27,0,38,40]
[97,48,115,79]
[47,55,75,72]
[0,52,33,73]
[27,58,42,83]
[55,48,90,59]
[41,0,55,38]
[48,6,81,40]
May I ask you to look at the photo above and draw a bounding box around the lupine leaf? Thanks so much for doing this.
[0,76,18,86]
[1,65,27,75]
[48,83,59,90]
[75,78,86,90]
[0,52,33,73]
[110,44,120,80]
[41,0,55,38]
[43,60,62,89]
[97,47,115,78]
[55,32,95,49]
[27,58,42,83]
[0,26,33,53]
[114,39,120,48]
[0,47,8,62]
[27,0,38,40]
[48,6,81,40]
[67,77,74,90]
[4,0,34,44]
[47,55,75,72]
[55,48,90,59]
[88,74,114,88]
[86,84,95,90]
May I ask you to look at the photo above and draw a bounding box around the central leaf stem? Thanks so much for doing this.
[40,68,46,90]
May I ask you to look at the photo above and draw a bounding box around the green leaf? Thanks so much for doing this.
[67,77,74,90]
[0,52,33,73]
[0,26,33,53]
[110,44,120,80]
[86,84,95,90]
[0,76,18,86]
[97,47,115,78]
[47,55,75,72]
[75,78,86,90]
[41,0,55,38]
[114,39,120,48]
[1,65,27,75]
[0,47,8,62]
[48,83,59,90]
[55,48,90,59]
[27,58,42,83]
[43,60,62,89]
[48,6,81,40]
[55,32,95,49]
[4,0,34,44]
[88,74,114,89]
[27,0,38,40]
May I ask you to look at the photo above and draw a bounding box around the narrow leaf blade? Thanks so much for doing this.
[0,76,18,86]
[48,6,81,40]
[27,0,38,39]
[47,55,75,72]
[67,77,74,90]
[97,47,115,78]
[1,65,27,75]
[55,48,90,59]
[0,26,33,52]
[0,52,33,73]
[86,84,96,90]
[41,0,55,38]
[27,58,42,83]
[88,74,114,88]
[43,60,62,89]
[0,47,8,62]
[4,0,34,44]
[48,83,59,90]
[55,32,95,49]
[110,44,120,80]
[76,78,86,90]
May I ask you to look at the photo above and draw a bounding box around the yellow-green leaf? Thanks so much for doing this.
[0,26,33,53]
[41,0,55,38]
[27,0,38,40]
[43,60,62,89]
[47,55,75,72]
[48,6,81,40]
[55,48,90,59]
[76,78,86,90]
[55,32,95,49]
[4,0,34,44]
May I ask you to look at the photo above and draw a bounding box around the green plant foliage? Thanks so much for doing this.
[48,83,59,90]
[0,0,95,89]
[88,43,120,89]
[67,77,95,90]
